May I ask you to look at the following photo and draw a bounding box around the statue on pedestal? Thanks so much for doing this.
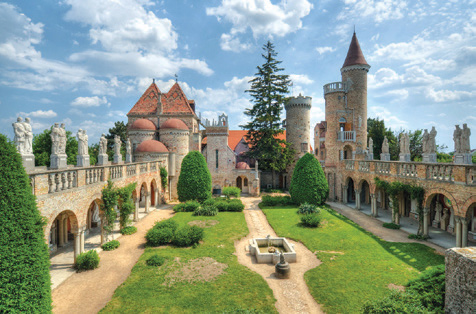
[51,123,61,155]
[77,129,88,155]
[429,127,437,154]
[114,135,121,156]
[13,117,26,154]
[23,118,33,154]
[461,124,471,153]
[382,136,389,154]
[422,129,429,154]
[126,138,131,156]
[368,137,373,153]
[99,134,107,155]
[453,125,462,154]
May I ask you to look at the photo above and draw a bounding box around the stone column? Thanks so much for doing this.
[154,189,159,209]
[343,186,348,204]
[423,208,430,236]
[355,190,361,210]
[455,217,462,247]
[461,217,469,248]
[80,228,85,254]
[145,192,150,213]
[58,217,64,247]
[73,231,81,262]
[370,194,377,217]
[134,198,139,221]
[63,218,68,244]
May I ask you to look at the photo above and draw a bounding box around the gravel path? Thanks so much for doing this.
[235,197,323,314]
[327,202,445,254]
[52,207,175,314]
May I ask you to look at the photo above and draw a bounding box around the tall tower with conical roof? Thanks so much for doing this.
[322,32,370,201]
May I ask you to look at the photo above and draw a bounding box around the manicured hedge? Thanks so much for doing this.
[193,205,218,216]
[222,186,241,198]
[261,195,294,206]
[173,200,200,212]
[101,240,120,251]
[0,134,52,312]
[172,226,204,247]
[146,227,174,246]
[300,213,321,228]
[289,153,328,205]
[74,250,100,271]
[177,151,212,203]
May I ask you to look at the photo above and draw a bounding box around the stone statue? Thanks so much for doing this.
[126,138,131,155]
[99,134,107,155]
[429,127,437,154]
[434,202,442,224]
[453,125,462,154]
[368,137,373,153]
[77,129,88,155]
[13,117,26,154]
[382,136,389,154]
[461,124,471,153]
[51,123,61,154]
[422,129,429,154]
[441,208,449,230]
[400,132,410,154]
[114,135,121,156]
[22,117,33,154]
[59,123,67,154]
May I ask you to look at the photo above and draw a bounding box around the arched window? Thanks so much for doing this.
[244,177,248,187]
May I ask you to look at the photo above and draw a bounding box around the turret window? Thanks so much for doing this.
[301,143,308,153]
[215,149,219,169]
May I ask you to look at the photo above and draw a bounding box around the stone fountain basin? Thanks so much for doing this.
[249,237,296,264]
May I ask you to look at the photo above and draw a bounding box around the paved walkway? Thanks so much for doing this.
[51,206,174,314]
[327,202,447,254]
[235,197,323,314]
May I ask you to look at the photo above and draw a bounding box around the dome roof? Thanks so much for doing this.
[130,119,156,130]
[135,140,169,153]
[161,118,188,130]
[236,162,251,170]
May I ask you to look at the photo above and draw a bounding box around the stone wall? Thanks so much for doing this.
[445,247,475,314]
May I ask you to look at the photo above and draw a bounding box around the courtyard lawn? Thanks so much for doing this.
[101,212,276,313]
[262,205,444,314]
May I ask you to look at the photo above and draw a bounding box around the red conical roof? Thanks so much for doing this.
[342,32,369,68]
[127,82,161,115]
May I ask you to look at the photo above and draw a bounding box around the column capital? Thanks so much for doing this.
[454,216,463,223]
[423,207,430,214]
[370,193,376,199]
[354,189,361,193]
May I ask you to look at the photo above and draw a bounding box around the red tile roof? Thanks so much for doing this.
[202,130,287,151]
[128,82,161,115]
[342,32,369,68]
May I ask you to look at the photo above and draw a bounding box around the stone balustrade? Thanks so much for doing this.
[375,162,391,175]
[48,170,77,193]
[397,163,417,178]
[323,81,347,95]
[139,163,148,173]
[426,164,454,182]
[345,160,355,170]
[337,131,356,142]
[85,168,104,185]
[126,164,136,176]
[358,161,370,173]
[110,165,123,180]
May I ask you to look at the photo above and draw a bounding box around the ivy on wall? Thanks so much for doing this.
[117,183,137,229]
[101,180,118,239]
[160,167,168,192]
[374,177,425,234]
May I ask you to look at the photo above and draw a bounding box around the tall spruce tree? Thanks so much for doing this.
[0,134,52,312]
[241,41,294,185]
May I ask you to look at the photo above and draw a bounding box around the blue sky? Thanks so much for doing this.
[0,0,475,151]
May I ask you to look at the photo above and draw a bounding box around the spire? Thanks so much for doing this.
[342,32,369,68]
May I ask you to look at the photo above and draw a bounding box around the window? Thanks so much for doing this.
[244,178,248,187]
[301,143,308,153]
[215,149,219,169]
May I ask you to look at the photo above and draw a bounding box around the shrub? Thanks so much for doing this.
[173,226,204,247]
[154,219,178,231]
[177,151,212,202]
[300,213,321,228]
[215,200,229,212]
[193,205,218,216]
[261,195,294,206]
[226,199,245,212]
[101,240,120,251]
[74,250,100,271]
[146,227,175,246]
[202,198,216,206]
[174,200,200,212]
[297,202,320,215]
[383,222,401,229]
[0,134,52,312]
[406,265,445,312]
[146,254,166,267]
[361,290,428,314]
[222,186,241,198]
[289,153,328,205]
[120,226,137,235]
[159,166,168,191]
[408,234,429,240]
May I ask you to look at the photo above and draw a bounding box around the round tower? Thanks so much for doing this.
[159,118,190,199]
[285,94,312,177]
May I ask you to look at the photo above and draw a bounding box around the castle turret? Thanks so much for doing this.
[285,94,312,178]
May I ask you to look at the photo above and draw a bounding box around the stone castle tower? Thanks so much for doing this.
[285,94,312,178]
[323,31,370,199]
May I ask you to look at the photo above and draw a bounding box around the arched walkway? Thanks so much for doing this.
[139,182,149,213]
[343,177,355,205]
[48,210,79,257]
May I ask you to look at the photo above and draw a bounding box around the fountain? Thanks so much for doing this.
[249,237,296,264]
[275,252,290,278]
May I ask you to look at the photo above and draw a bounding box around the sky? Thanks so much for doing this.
[0,0,475,151]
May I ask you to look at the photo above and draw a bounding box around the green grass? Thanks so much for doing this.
[101,212,276,313]
[262,205,444,314]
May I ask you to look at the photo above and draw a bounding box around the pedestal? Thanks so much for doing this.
[366,153,374,160]
[125,153,132,163]
[50,154,67,169]
[76,154,90,167]
[380,153,390,161]
[113,154,123,164]
[399,153,411,162]
[97,154,109,166]
[454,154,472,165]
[21,154,35,171]
[422,153,437,163]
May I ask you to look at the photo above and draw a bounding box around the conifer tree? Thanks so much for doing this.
[290,153,328,205]
[0,134,52,312]
[241,41,294,184]
[177,151,212,202]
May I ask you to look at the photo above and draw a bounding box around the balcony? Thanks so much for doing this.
[323,81,347,95]
[338,131,355,142]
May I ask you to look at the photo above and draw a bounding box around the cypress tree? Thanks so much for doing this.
[177,151,212,202]
[290,153,329,205]
[0,134,52,312]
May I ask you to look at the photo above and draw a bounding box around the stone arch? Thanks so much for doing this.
[358,179,371,206]
[46,210,79,253]
[85,198,103,231]
[139,182,149,211]
[236,176,243,189]
[423,188,459,214]
[344,176,355,187]
[344,176,356,203]
[462,195,476,218]
[343,144,353,160]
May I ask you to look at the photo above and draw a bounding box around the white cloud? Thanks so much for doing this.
[339,0,408,23]
[71,96,108,107]
[18,110,58,118]
[289,74,313,85]
[207,0,313,52]
[369,105,408,130]
[426,88,474,103]
[315,46,335,55]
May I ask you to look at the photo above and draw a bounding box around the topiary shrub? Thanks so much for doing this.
[193,205,218,216]
[174,200,200,212]
[146,227,175,246]
[289,152,328,205]
[0,134,52,312]
[202,198,216,206]
[154,219,178,231]
[74,250,100,271]
[300,213,321,228]
[406,265,445,312]
[177,151,212,203]
[120,226,137,235]
[297,202,320,215]
[226,199,245,212]
[222,186,241,198]
[146,254,166,267]
[172,225,204,247]
[261,195,294,207]
[383,222,401,229]
[215,200,229,212]
[101,240,120,251]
